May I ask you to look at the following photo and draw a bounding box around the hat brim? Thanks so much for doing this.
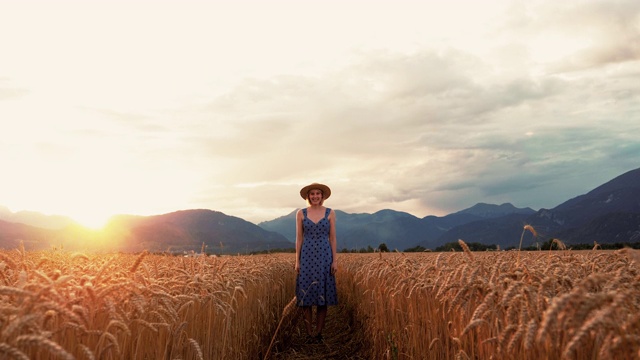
[300,183,331,200]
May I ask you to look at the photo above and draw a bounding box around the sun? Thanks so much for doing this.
[71,211,113,230]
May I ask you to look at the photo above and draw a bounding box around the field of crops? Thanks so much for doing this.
[342,247,640,360]
[1,242,640,359]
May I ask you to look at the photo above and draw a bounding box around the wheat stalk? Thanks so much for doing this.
[129,250,149,274]
[0,343,30,360]
[16,335,74,360]
[189,338,204,360]
[517,225,537,264]
[263,296,298,360]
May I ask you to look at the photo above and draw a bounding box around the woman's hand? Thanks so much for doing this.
[295,262,300,274]
[331,261,337,275]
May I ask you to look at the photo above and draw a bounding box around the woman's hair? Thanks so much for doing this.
[305,189,324,206]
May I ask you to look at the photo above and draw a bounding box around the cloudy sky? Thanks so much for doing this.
[1,0,639,227]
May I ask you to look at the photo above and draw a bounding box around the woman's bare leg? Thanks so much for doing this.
[316,305,328,335]
[302,306,314,335]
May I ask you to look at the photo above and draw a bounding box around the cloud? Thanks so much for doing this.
[1,0,638,224]
[165,31,640,221]
[0,78,28,100]
[500,0,640,72]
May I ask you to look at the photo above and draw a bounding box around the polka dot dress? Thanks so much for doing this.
[296,208,338,307]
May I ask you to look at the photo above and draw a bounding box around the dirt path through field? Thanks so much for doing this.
[267,301,370,359]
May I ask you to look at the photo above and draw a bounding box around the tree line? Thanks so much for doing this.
[246,240,640,255]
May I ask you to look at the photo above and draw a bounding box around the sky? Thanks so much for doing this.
[1,0,639,228]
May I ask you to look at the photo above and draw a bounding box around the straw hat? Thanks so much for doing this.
[299,183,331,200]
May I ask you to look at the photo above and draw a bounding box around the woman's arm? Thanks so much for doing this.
[295,209,304,273]
[329,209,338,274]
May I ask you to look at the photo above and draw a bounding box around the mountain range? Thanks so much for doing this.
[0,206,77,229]
[1,167,639,252]
[258,203,537,251]
[0,210,291,254]
[423,167,640,249]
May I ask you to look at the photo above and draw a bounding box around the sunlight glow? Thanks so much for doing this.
[71,212,112,230]
[0,0,635,225]
[529,33,592,64]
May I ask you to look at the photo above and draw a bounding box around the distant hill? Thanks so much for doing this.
[528,167,640,246]
[0,206,77,229]
[3,167,639,252]
[259,204,535,251]
[533,167,640,230]
[260,209,434,251]
[454,202,536,218]
[0,209,292,253]
[259,210,298,243]
[0,219,53,249]
[553,212,640,245]
[422,167,640,249]
[429,213,533,249]
[416,203,537,248]
[336,209,441,251]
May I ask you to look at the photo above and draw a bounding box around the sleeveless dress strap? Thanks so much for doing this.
[302,208,307,218]
[324,208,331,219]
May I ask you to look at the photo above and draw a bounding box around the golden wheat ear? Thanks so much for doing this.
[617,247,640,265]
[458,239,475,261]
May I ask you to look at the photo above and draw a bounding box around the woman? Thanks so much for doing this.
[295,182,338,343]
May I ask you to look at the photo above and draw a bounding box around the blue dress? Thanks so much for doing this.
[296,208,338,307]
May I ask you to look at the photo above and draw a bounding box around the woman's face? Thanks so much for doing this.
[308,189,324,205]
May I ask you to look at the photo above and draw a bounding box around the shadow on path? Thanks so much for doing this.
[266,301,370,360]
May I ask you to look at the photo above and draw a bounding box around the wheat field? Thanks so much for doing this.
[2,241,640,359]
[340,246,640,360]
[0,244,295,359]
